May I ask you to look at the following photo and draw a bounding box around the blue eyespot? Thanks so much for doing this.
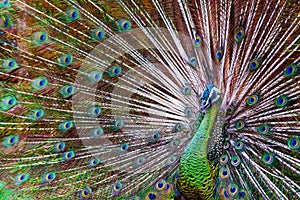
[42,172,56,183]
[288,137,299,151]
[112,119,124,131]
[188,56,197,67]
[32,77,48,90]
[227,183,239,197]
[154,179,167,192]
[60,85,75,98]
[32,31,49,46]
[283,64,299,78]
[58,120,74,131]
[29,109,45,121]
[234,27,245,43]
[181,83,191,95]
[249,58,261,71]
[117,19,131,32]
[262,153,275,165]
[216,49,224,60]
[219,166,230,179]
[0,95,17,111]
[53,142,66,153]
[234,140,244,150]
[111,181,122,195]
[89,126,104,138]
[0,0,10,8]
[108,65,122,77]
[87,106,102,117]
[119,143,129,152]
[66,9,80,22]
[246,94,259,106]
[220,154,228,165]
[88,158,101,168]
[150,132,160,142]
[146,192,157,200]
[58,53,73,67]
[234,119,245,130]
[231,155,241,167]
[257,123,271,134]
[193,33,202,48]
[2,58,18,70]
[15,173,29,185]
[91,27,106,41]
[3,135,19,147]
[79,187,92,199]
[88,71,102,82]
[275,95,289,108]
[61,150,75,161]
[173,123,184,133]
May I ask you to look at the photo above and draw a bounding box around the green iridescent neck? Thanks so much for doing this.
[177,100,221,200]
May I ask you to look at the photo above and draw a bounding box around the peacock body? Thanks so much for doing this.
[0,0,299,199]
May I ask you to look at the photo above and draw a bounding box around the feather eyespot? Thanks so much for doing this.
[60,85,74,98]
[66,9,80,22]
[53,142,66,153]
[89,126,104,138]
[262,153,276,165]
[0,95,17,111]
[234,119,245,130]
[32,77,48,90]
[88,71,102,82]
[246,94,259,106]
[216,49,224,60]
[234,140,244,150]
[227,183,239,197]
[89,158,101,168]
[146,191,157,200]
[58,53,73,67]
[117,19,131,32]
[61,150,75,161]
[231,155,241,167]
[220,154,228,165]
[58,120,74,131]
[154,180,167,192]
[91,28,105,41]
[248,58,261,71]
[15,173,29,185]
[275,95,289,108]
[288,137,299,151]
[32,31,49,46]
[193,33,202,48]
[0,0,10,8]
[257,123,271,134]
[30,109,44,120]
[150,132,160,142]
[42,172,56,183]
[283,63,299,77]
[79,187,92,199]
[111,181,122,195]
[108,65,122,77]
[87,106,102,117]
[2,58,18,71]
[3,135,19,147]
[112,119,124,131]
[234,27,245,42]
[219,166,230,179]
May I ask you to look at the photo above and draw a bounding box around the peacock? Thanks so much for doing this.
[0,0,299,199]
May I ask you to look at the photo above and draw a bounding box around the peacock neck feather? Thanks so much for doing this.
[177,99,221,200]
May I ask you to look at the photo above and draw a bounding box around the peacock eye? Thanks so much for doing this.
[234,119,245,130]
[246,94,259,106]
[91,27,106,41]
[227,183,239,197]
[0,14,12,28]
[248,58,261,71]
[220,154,228,165]
[0,95,17,111]
[15,173,29,185]
[283,63,299,77]
[30,109,45,121]
[89,158,101,168]
[60,85,74,98]
[3,135,19,147]
[58,53,73,67]
[288,137,299,151]
[42,172,56,183]
[32,77,48,90]
[111,181,123,195]
[231,155,241,167]
[275,95,289,108]
[188,56,197,67]
[262,153,275,165]
[219,166,230,179]
[119,143,129,152]
[154,179,167,192]
[61,150,75,161]
[181,83,191,95]
[58,120,74,131]
[234,27,245,43]
[108,65,122,77]
[194,33,202,47]
[216,49,224,60]
[87,106,102,117]
[66,8,80,22]
[133,156,146,167]
[88,71,102,82]
[89,126,104,138]
[234,140,244,150]
[117,19,131,32]
[146,191,157,200]
[2,58,18,71]
[112,119,124,131]
[257,123,271,134]
[32,31,49,46]
[53,142,66,153]
[79,187,92,198]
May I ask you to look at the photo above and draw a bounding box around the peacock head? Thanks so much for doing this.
[200,84,221,114]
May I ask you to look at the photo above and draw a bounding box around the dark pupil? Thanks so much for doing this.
[261,126,266,131]
[278,98,283,104]
[230,187,236,193]
[36,111,41,117]
[10,137,15,143]
[222,157,226,161]
[266,155,270,161]
[291,139,297,146]
[115,184,120,189]
[8,61,13,67]
[249,97,254,103]
[239,192,245,197]
[148,193,156,199]
[40,34,45,41]
[65,123,70,128]
[114,68,119,74]
[67,87,72,93]
[123,22,129,29]
[39,80,45,86]
[154,134,157,139]
[97,129,101,135]
[20,175,24,180]
[237,32,242,38]
[233,158,237,163]
[195,39,200,44]
[84,190,89,195]
[65,57,70,63]
[95,74,100,79]
[222,171,227,176]
[67,153,71,158]
[286,66,293,74]
[58,144,63,149]
[98,32,103,38]
[8,99,13,105]
[158,182,163,188]
[4,18,9,25]
[250,62,257,68]
[94,108,99,114]
[72,12,77,18]
[217,52,222,58]
[48,174,53,179]
[237,142,240,146]
[237,122,241,127]
[93,159,97,164]
[122,145,126,150]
